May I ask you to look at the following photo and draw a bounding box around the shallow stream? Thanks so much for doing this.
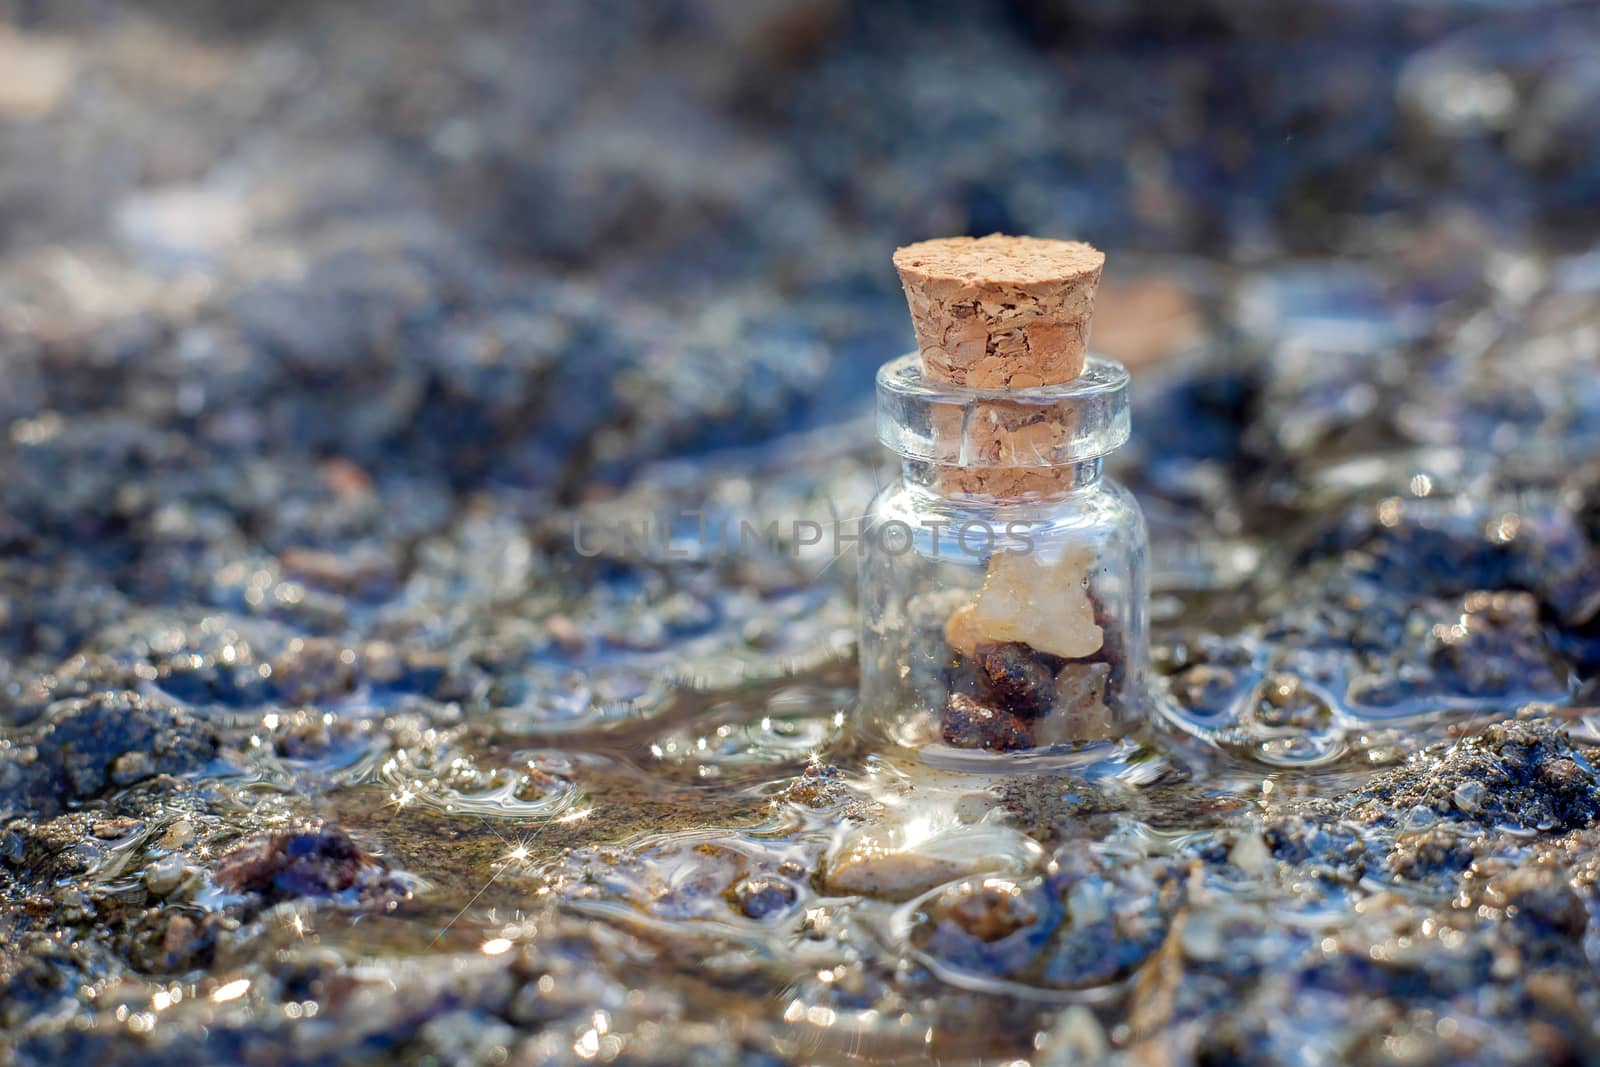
[5,3,1600,1065]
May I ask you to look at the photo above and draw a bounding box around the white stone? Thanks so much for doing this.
[1228,831,1272,873]
[144,854,188,898]
[962,545,1104,659]
[821,813,1041,902]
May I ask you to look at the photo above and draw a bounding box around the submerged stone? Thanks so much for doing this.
[215,825,410,912]
[909,853,1184,992]
[728,875,798,920]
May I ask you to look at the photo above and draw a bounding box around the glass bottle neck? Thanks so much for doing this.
[899,457,1105,502]
[875,353,1131,503]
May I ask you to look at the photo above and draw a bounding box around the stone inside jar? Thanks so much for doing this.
[939,544,1117,751]
[941,640,1115,751]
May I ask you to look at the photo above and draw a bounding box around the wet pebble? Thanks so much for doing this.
[927,879,1038,943]
[144,853,188,897]
[728,876,797,920]
[910,854,1183,992]
[214,824,410,913]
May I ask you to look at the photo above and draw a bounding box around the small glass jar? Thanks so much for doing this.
[858,353,1149,761]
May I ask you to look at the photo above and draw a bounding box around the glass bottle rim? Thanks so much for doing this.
[875,352,1131,468]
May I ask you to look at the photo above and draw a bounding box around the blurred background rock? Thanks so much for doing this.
[4,0,1596,500]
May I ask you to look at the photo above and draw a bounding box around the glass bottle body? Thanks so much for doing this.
[859,354,1148,760]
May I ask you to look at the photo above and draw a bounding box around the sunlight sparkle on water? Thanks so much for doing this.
[211,979,250,1003]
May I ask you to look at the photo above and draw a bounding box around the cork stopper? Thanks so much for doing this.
[893,234,1105,389]
[892,235,1106,498]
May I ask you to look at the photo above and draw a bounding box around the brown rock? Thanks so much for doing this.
[823,838,975,902]
[319,457,374,499]
[215,824,409,913]
[1091,276,1203,369]
[976,642,1057,717]
[941,692,1035,752]
[928,879,1037,942]
[0,28,79,119]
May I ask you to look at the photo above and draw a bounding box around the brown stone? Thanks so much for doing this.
[1090,276,1203,369]
[976,642,1057,718]
[929,880,1037,942]
[940,692,1035,752]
